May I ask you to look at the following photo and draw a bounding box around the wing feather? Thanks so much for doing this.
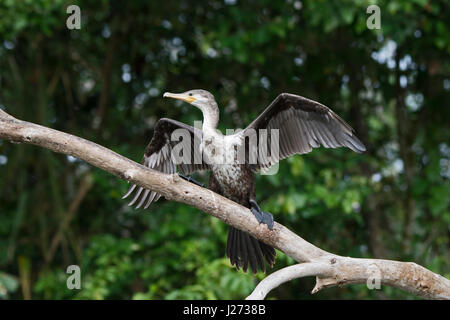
[123,118,208,209]
[244,93,365,170]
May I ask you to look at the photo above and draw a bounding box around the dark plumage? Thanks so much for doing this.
[123,90,365,273]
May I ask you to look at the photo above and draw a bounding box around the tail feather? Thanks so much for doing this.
[240,232,249,272]
[261,242,276,263]
[244,232,258,273]
[227,226,276,274]
[249,235,266,273]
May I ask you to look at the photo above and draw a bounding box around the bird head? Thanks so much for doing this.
[163,89,216,110]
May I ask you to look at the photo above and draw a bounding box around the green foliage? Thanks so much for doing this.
[0,271,19,299]
[0,0,449,300]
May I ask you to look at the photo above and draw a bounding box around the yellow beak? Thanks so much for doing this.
[163,92,196,104]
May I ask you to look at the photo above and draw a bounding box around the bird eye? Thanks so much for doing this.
[189,93,193,96]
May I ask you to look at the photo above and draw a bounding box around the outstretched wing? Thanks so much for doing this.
[123,118,208,209]
[243,93,366,170]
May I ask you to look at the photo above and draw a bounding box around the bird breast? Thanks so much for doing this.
[200,131,242,166]
[211,163,246,196]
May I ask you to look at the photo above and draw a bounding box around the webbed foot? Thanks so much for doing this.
[249,199,274,230]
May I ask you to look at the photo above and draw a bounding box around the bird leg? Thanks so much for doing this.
[249,199,274,230]
[178,173,205,187]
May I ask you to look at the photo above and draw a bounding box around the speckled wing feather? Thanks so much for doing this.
[122,118,208,209]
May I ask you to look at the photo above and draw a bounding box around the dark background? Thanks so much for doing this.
[0,0,448,299]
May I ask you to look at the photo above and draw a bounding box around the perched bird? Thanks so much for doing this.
[123,90,366,273]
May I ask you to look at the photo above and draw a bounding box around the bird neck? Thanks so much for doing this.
[200,102,219,131]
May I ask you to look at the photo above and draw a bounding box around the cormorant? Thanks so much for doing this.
[123,90,366,273]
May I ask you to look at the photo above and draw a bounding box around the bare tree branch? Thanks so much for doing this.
[247,256,450,300]
[246,262,331,300]
[0,109,449,300]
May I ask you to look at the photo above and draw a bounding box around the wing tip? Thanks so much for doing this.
[350,135,367,153]
[122,184,136,199]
